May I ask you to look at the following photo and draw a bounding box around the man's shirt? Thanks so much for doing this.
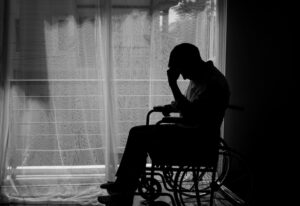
[179,61,230,130]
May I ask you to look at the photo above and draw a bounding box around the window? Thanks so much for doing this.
[1,0,225,203]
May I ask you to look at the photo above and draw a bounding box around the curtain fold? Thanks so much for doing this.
[0,0,227,205]
[1,0,110,204]
[0,0,10,193]
[97,0,118,182]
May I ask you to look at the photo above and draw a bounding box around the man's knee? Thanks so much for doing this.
[127,125,155,144]
[129,125,149,135]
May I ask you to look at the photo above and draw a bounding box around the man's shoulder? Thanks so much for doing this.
[206,60,215,68]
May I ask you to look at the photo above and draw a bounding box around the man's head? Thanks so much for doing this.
[168,43,204,79]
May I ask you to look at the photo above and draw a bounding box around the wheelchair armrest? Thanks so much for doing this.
[157,116,184,124]
[146,105,180,125]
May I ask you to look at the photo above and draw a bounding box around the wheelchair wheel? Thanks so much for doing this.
[138,176,162,201]
[216,139,231,186]
[172,146,231,206]
[172,166,211,205]
[218,148,253,205]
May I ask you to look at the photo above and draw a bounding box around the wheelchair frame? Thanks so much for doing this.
[134,108,233,206]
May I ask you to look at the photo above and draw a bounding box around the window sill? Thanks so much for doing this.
[5,165,106,186]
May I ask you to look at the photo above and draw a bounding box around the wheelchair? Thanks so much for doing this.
[134,105,252,206]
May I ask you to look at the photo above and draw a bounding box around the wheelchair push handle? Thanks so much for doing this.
[228,104,245,111]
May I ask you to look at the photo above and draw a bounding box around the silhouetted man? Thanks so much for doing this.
[98,43,230,206]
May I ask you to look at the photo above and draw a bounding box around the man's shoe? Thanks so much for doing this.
[98,193,133,206]
[100,182,121,194]
[97,194,112,205]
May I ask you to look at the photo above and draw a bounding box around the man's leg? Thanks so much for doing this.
[98,125,152,205]
[114,125,150,191]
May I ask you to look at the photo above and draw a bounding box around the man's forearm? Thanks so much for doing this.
[169,82,187,107]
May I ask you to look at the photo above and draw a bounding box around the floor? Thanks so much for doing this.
[1,189,236,206]
[133,189,235,206]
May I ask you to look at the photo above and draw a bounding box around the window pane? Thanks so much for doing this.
[8,0,105,167]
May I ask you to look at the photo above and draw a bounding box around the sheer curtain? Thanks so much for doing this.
[0,0,227,205]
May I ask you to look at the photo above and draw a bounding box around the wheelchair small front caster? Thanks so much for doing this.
[138,178,162,201]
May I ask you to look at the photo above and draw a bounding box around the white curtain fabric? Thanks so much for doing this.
[0,0,227,205]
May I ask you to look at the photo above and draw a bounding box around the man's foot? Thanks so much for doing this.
[98,193,133,206]
[100,181,121,194]
[97,194,113,205]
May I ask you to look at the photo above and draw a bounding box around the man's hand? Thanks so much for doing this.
[153,103,179,116]
[167,69,184,107]
[167,69,180,86]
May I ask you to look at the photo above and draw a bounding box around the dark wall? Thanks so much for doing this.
[224,1,297,205]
